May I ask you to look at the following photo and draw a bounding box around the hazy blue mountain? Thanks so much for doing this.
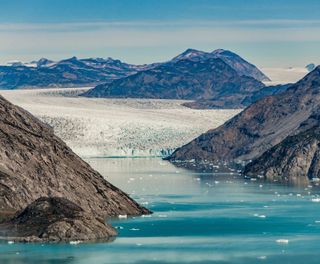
[82,57,266,107]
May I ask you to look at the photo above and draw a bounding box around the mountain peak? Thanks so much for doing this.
[172,49,207,62]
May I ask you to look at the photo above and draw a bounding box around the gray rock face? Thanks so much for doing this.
[168,66,320,163]
[0,197,117,242]
[244,127,320,185]
[0,95,150,220]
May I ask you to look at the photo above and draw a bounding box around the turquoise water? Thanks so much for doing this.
[1,158,320,264]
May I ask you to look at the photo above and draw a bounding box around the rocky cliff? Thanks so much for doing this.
[243,106,320,184]
[0,94,149,220]
[0,197,117,242]
[168,66,320,163]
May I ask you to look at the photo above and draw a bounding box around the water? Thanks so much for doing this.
[1,158,320,264]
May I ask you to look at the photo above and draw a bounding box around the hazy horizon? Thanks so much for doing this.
[0,0,319,68]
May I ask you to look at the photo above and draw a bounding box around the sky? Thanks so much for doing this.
[0,0,320,67]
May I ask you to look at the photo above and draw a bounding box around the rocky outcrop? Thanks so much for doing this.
[82,57,265,108]
[0,94,150,220]
[168,66,320,163]
[244,126,320,185]
[0,197,117,242]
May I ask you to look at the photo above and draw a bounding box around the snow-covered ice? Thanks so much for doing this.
[0,88,239,158]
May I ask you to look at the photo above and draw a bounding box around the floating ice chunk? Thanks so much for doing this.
[258,256,267,260]
[118,214,128,219]
[130,228,140,231]
[142,214,152,218]
[70,240,82,245]
[259,185,263,188]
[276,239,289,244]
[158,214,167,218]
[296,194,302,197]
[8,241,14,244]
[311,198,320,202]
[254,214,266,218]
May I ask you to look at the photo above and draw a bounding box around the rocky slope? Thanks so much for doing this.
[0,197,117,242]
[168,66,320,163]
[82,57,265,108]
[0,94,149,220]
[243,126,320,185]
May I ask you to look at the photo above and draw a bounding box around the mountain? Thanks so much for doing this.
[0,57,143,89]
[306,63,316,72]
[168,66,320,164]
[0,94,149,221]
[171,48,270,82]
[243,125,320,185]
[82,57,265,106]
[0,49,269,89]
[1,197,117,242]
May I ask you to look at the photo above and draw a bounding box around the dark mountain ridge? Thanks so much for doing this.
[168,66,320,165]
[82,57,265,107]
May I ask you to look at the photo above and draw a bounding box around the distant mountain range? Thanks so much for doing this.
[167,66,320,184]
[82,56,266,107]
[0,49,269,91]
[82,49,281,108]
[0,56,150,89]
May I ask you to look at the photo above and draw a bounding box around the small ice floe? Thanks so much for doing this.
[158,214,168,218]
[8,241,14,244]
[250,178,257,181]
[129,228,140,231]
[118,214,128,219]
[69,240,82,245]
[315,220,320,224]
[312,178,320,182]
[311,198,320,202]
[142,214,152,218]
[214,181,219,184]
[136,243,143,246]
[296,194,302,197]
[259,185,263,188]
[257,256,267,260]
[276,239,289,244]
[254,214,267,218]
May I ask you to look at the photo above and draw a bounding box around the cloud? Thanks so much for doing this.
[0,19,319,65]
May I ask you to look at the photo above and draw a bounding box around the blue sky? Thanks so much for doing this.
[0,0,319,67]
